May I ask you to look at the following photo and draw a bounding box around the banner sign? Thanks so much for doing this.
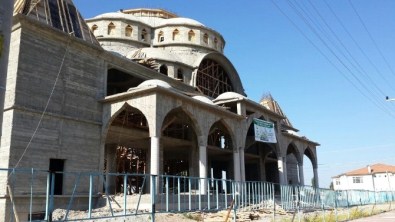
[253,118,277,143]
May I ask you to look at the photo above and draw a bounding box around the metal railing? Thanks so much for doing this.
[1,168,394,221]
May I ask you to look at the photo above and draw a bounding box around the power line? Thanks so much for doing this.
[273,0,395,118]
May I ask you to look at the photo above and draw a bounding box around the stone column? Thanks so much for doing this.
[150,136,160,194]
[277,157,285,185]
[199,144,207,194]
[298,163,305,186]
[239,148,246,182]
[313,167,319,188]
[233,148,241,182]
[283,157,288,184]
[105,145,117,194]
[0,0,13,142]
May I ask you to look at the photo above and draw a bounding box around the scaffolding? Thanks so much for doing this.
[196,59,234,98]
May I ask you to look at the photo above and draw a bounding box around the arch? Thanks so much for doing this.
[304,146,317,168]
[172,29,180,41]
[203,33,209,44]
[159,64,168,76]
[158,30,164,42]
[244,116,279,182]
[141,28,147,41]
[207,119,235,180]
[108,22,116,36]
[188,30,195,42]
[196,59,234,98]
[161,107,201,177]
[91,24,98,35]
[192,52,245,97]
[125,25,133,37]
[286,143,302,185]
[103,103,150,194]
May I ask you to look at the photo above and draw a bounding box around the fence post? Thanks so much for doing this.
[88,174,93,219]
[151,175,157,222]
[273,183,276,222]
[44,172,51,221]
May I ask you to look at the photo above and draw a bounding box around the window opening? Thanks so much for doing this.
[108,22,116,35]
[172,29,179,41]
[91,24,98,35]
[353,177,363,183]
[177,69,184,81]
[203,33,209,44]
[141,29,147,41]
[196,59,234,98]
[49,159,65,195]
[159,65,168,75]
[125,25,133,37]
[214,37,218,49]
[188,30,195,42]
[158,31,164,42]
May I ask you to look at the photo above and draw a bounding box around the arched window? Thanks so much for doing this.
[188,30,195,42]
[108,22,116,36]
[158,31,164,42]
[203,33,209,44]
[214,37,218,49]
[141,28,147,41]
[172,29,179,41]
[125,25,133,37]
[196,59,234,98]
[159,65,168,76]
[177,68,184,81]
[91,24,98,35]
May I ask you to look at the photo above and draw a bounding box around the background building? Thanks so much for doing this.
[332,163,395,191]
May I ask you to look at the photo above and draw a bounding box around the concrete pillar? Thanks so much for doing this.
[199,145,207,194]
[313,167,319,188]
[150,136,160,176]
[233,149,241,182]
[277,157,285,185]
[239,148,246,182]
[105,145,117,194]
[0,0,13,142]
[236,102,246,116]
[298,163,305,186]
[150,136,160,194]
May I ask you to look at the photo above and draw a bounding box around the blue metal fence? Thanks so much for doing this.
[1,168,394,221]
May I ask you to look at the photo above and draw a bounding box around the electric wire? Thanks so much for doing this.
[306,0,387,98]
[348,0,395,79]
[276,0,395,117]
[285,0,393,115]
[323,0,395,93]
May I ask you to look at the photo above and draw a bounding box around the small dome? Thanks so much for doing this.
[215,92,246,101]
[192,95,214,105]
[136,79,172,89]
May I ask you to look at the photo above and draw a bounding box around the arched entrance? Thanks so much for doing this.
[286,143,302,185]
[245,119,279,183]
[104,104,150,194]
[207,120,234,181]
[161,108,199,177]
[304,147,317,186]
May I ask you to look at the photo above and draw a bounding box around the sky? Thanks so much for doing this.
[73,0,395,188]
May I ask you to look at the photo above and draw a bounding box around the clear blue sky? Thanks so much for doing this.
[73,0,395,188]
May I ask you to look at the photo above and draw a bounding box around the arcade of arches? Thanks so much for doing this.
[102,87,319,194]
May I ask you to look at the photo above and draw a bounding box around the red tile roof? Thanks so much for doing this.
[335,163,395,177]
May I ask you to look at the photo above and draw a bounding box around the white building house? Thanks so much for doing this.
[332,163,395,191]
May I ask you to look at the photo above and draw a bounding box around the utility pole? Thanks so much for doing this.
[0,0,13,142]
